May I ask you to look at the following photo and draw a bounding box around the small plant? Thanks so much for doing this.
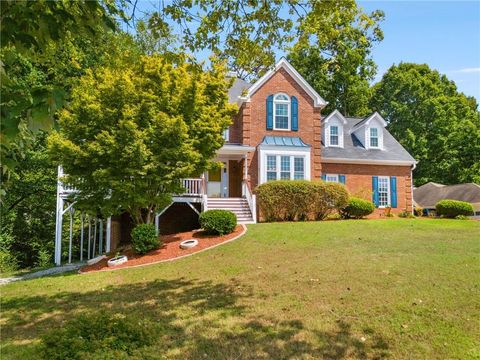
[41,313,156,359]
[340,197,375,219]
[131,224,161,254]
[455,215,469,220]
[398,210,415,218]
[35,249,52,269]
[436,199,474,218]
[414,206,423,217]
[199,210,237,235]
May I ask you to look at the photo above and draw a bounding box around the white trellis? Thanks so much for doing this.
[55,167,112,266]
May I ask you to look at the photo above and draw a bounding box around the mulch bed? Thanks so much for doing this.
[79,225,245,273]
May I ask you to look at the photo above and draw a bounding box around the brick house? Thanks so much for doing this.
[54,58,416,264]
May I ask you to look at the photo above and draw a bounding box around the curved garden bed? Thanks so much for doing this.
[79,225,246,273]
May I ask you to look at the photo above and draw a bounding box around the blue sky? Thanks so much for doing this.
[130,1,480,102]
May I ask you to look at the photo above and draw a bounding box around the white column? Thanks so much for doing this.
[155,213,160,236]
[99,220,103,254]
[80,213,84,261]
[68,207,74,263]
[243,154,248,179]
[105,217,112,253]
[93,218,97,257]
[54,166,64,266]
[87,216,92,259]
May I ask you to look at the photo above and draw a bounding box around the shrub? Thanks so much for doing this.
[436,199,474,218]
[0,233,18,274]
[455,215,468,220]
[36,249,52,269]
[131,224,161,254]
[340,197,375,219]
[199,210,237,235]
[311,181,349,220]
[41,313,156,359]
[398,210,415,218]
[255,180,349,222]
[414,206,423,217]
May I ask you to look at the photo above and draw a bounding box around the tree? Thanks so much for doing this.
[48,55,237,224]
[287,3,384,116]
[370,63,480,186]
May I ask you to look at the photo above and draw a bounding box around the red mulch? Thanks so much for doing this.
[80,225,245,273]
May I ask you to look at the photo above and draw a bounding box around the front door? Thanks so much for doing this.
[207,161,228,197]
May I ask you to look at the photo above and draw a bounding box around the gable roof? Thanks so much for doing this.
[350,112,387,133]
[413,182,480,209]
[323,109,347,124]
[321,115,416,165]
[238,58,328,108]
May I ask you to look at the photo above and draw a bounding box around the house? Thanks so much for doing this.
[413,182,480,216]
[54,58,416,265]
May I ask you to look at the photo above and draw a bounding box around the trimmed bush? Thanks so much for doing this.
[398,210,415,218]
[436,199,474,218]
[255,180,349,222]
[455,215,468,220]
[340,197,375,219]
[41,313,156,359]
[414,206,423,217]
[131,224,161,254]
[199,210,237,235]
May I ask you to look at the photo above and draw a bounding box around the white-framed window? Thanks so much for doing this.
[273,93,290,130]
[223,127,229,142]
[325,174,339,183]
[378,176,390,207]
[264,155,305,181]
[330,126,339,146]
[370,127,379,148]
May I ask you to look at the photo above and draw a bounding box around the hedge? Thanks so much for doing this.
[199,210,237,235]
[255,180,349,222]
[131,224,161,254]
[340,197,375,219]
[436,199,474,218]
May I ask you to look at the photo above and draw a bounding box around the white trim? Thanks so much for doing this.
[321,158,416,166]
[377,176,391,208]
[323,109,347,125]
[241,58,328,108]
[217,144,255,156]
[259,147,311,184]
[350,112,387,133]
[368,127,381,149]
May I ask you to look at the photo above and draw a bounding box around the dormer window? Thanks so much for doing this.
[370,128,379,148]
[330,126,339,146]
[273,93,290,130]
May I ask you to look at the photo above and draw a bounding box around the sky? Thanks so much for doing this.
[130,1,480,102]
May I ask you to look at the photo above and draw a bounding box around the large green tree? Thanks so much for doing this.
[48,55,236,224]
[370,63,480,186]
[287,3,384,116]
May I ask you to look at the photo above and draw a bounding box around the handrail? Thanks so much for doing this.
[242,179,257,222]
[181,178,203,196]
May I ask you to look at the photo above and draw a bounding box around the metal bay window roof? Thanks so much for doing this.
[260,136,310,147]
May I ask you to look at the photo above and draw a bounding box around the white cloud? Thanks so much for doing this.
[452,67,480,74]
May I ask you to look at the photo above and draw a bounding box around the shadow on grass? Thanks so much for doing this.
[2,277,389,359]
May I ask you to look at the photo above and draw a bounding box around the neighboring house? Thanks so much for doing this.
[413,182,480,216]
[54,58,416,265]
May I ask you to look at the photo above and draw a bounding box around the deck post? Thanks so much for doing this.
[54,166,64,266]
[80,213,84,261]
[99,219,103,255]
[87,216,92,259]
[105,217,111,253]
[93,218,97,258]
[68,207,74,263]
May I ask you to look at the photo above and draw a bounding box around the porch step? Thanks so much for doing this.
[207,198,254,223]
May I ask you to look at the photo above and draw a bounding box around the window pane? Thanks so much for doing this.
[326,174,338,182]
[370,128,378,137]
[370,128,379,147]
[275,94,288,101]
[330,126,338,135]
[267,155,276,171]
[378,177,389,207]
[267,171,277,181]
[275,103,289,129]
[370,137,378,147]
[294,157,304,179]
[281,156,290,171]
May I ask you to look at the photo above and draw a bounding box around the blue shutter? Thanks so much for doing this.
[339,175,346,184]
[372,176,379,207]
[390,176,397,208]
[321,174,326,181]
[266,95,273,130]
[291,96,298,131]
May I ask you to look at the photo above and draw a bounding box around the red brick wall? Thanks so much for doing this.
[321,163,414,214]
[232,68,322,189]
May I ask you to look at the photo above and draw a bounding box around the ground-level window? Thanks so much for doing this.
[378,176,390,207]
[265,155,305,181]
[325,174,339,183]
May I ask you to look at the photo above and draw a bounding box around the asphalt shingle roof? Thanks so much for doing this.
[413,182,480,210]
[321,117,416,163]
[228,78,251,103]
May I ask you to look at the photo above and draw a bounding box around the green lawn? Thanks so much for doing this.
[1,219,479,359]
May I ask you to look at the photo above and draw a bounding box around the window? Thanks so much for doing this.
[273,93,290,130]
[267,155,277,181]
[223,127,229,141]
[378,176,390,207]
[294,157,304,180]
[280,156,290,179]
[370,128,379,148]
[326,174,339,183]
[330,126,339,146]
[265,155,305,181]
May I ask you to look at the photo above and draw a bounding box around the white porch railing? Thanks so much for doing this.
[242,179,257,222]
[181,178,204,196]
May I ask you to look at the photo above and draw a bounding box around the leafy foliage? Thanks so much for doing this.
[255,180,349,222]
[370,63,480,186]
[48,55,236,223]
[41,313,156,360]
[340,197,375,219]
[436,200,474,218]
[131,224,161,255]
[199,210,237,235]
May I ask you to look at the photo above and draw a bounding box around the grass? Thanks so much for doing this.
[1,219,479,359]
